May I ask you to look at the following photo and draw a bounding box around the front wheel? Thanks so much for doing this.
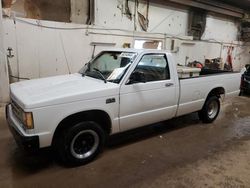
[198,96,220,123]
[54,121,106,166]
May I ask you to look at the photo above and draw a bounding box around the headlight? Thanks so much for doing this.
[22,111,34,129]
[11,100,34,129]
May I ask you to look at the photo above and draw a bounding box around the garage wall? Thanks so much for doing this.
[203,15,238,42]
[3,18,165,81]
[2,0,250,82]
[95,0,188,35]
[0,2,9,103]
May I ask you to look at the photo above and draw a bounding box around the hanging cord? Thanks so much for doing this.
[6,56,30,81]
[9,75,30,80]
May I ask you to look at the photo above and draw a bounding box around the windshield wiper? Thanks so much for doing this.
[81,62,90,77]
[93,68,107,83]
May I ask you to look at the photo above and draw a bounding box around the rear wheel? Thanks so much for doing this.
[54,121,105,166]
[198,96,220,123]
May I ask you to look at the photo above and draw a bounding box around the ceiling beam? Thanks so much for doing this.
[196,0,243,14]
[168,0,244,18]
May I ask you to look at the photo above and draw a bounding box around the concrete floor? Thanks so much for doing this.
[0,96,250,188]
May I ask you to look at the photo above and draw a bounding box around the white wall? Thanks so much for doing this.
[95,0,188,35]
[70,0,89,24]
[0,2,10,104]
[2,0,250,82]
[203,15,239,42]
[3,18,166,80]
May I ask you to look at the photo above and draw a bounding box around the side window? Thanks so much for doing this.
[134,54,170,82]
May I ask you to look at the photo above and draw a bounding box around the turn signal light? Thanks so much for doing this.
[23,112,34,129]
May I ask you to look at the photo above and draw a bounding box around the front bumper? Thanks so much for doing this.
[6,104,39,151]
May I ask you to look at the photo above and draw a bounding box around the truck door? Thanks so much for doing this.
[119,53,178,131]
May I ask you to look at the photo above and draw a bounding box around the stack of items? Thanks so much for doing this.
[204,58,223,70]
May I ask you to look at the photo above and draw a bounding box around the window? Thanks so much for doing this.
[134,54,170,82]
[134,39,163,50]
[188,8,207,40]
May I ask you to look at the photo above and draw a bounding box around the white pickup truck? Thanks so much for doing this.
[6,49,241,166]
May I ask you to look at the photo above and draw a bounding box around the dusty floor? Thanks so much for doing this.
[0,96,250,188]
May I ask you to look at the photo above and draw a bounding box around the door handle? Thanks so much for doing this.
[165,83,174,87]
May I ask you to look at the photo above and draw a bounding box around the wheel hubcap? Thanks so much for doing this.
[207,100,219,119]
[70,130,99,159]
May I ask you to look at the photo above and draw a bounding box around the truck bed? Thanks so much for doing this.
[176,71,241,117]
[179,69,240,80]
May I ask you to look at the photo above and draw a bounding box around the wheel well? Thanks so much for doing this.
[52,110,112,146]
[207,87,225,99]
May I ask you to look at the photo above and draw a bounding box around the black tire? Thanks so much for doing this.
[239,90,244,96]
[198,96,220,123]
[54,121,106,166]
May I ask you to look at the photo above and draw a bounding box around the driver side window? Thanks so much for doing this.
[134,54,170,82]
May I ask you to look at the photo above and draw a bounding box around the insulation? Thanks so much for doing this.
[24,0,41,19]
[2,0,16,17]
[2,0,71,22]
[137,0,149,31]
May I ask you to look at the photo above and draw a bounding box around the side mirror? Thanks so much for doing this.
[129,71,146,84]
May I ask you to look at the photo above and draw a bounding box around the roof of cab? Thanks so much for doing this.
[102,48,170,54]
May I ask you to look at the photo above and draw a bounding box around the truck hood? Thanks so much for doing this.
[10,73,119,109]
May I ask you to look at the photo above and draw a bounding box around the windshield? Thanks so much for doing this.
[79,51,137,83]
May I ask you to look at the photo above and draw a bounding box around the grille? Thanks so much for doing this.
[11,100,23,122]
